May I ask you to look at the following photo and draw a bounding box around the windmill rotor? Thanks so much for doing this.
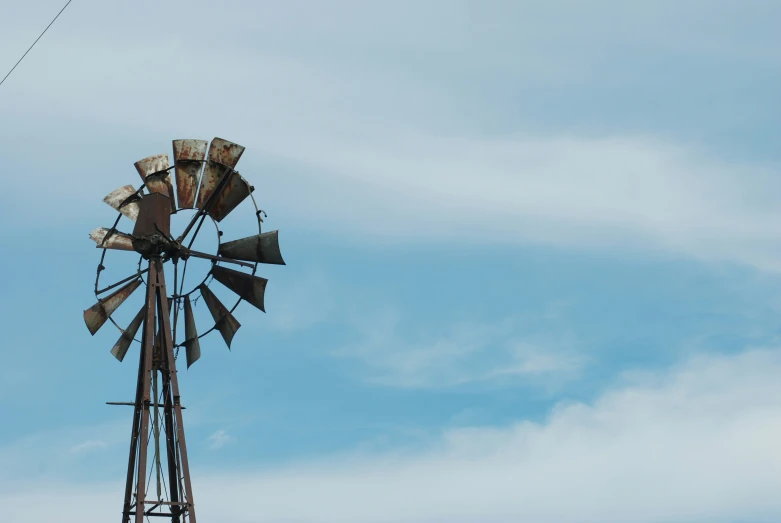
[86,136,284,357]
[83,137,285,523]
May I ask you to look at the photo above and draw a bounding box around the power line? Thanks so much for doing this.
[0,0,73,89]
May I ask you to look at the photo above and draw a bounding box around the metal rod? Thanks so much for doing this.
[97,269,149,295]
[94,213,122,295]
[107,402,185,409]
[162,366,182,521]
[182,248,254,268]
[172,260,179,353]
[153,368,162,500]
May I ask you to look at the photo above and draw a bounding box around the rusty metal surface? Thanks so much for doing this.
[209,172,253,222]
[173,139,207,209]
[83,278,142,335]
[195,138,245,209]
[104,185,141,221]
[90,227,135,251]
[111,305,145,362]
[218,230,285,265]
[135,154,176,205]
[199,283,241,348]
[183,296,201,368]
[132,193,172,239]
[211,265,268,312]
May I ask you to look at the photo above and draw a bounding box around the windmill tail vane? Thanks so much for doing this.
[82,137,285,523]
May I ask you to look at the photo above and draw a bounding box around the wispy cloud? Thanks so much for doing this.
[69,439,107,454]
[207,430,234,450]
[267,133,781,270]
[2,2,779,271]
[335,311,585,389]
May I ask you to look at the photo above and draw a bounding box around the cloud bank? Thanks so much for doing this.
[5,348,781,522]
[2,1,779,270]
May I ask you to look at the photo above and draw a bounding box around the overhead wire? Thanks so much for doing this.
[0,0,73,88]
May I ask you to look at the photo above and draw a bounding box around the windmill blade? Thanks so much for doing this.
[211,265,268,312]
[218,230,285,265]
[195,138,245,209]
[199,284,241,348]
[173,139,207,209]
[110,305,145,362]
[84,279,143,335]
[89,227,135,251]
[103,185,141,221]
[183,296,201,368]
[209,172,253,222]
[135,154,176,205]
[132,192,172,239]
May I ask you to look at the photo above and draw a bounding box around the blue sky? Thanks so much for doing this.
[1,1,780,521]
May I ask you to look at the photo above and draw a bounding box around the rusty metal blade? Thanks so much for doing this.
[211,266,267,312]
[199,284,241,348]
[218,230,285,265]
[132,192,172,239]
[196,138,245,209]
[110,305,145,362]
[103,185,141,221]
[89,227,135,251]
[173,139,207,209]
[183,296,201,368]
[83,279,143,335]
[209,172,253,222]
[135,154,176,205]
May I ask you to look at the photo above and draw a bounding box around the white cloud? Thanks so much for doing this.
[208,429,234,450]
[265,133,781,271]
[4,348,781,522]
[1,1,779,271]
[335,312,584,389]
[0,420,128,482]
[68,439,107,454]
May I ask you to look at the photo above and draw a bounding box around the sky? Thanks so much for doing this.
[1,0,780,521]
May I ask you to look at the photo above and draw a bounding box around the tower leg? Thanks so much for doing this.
[162,372,181,522]
[122,258,157,523]
[157,260,197,522]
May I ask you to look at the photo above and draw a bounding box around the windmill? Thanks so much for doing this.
[83,138,285,523]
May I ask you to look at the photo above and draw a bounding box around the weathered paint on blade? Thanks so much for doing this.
[103,185,141,221]
[218,230,285,265]
[211,265,268,312]
[134,154,176,205]
[132,192,172,239]
[83,279,142,335]
[199,284,241,348]
[173,139,207,209]
[195,138,245,209]
[110,305,145,362]
[183,296,201,368]
[209,172,252,222]
[89,227,135,251]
